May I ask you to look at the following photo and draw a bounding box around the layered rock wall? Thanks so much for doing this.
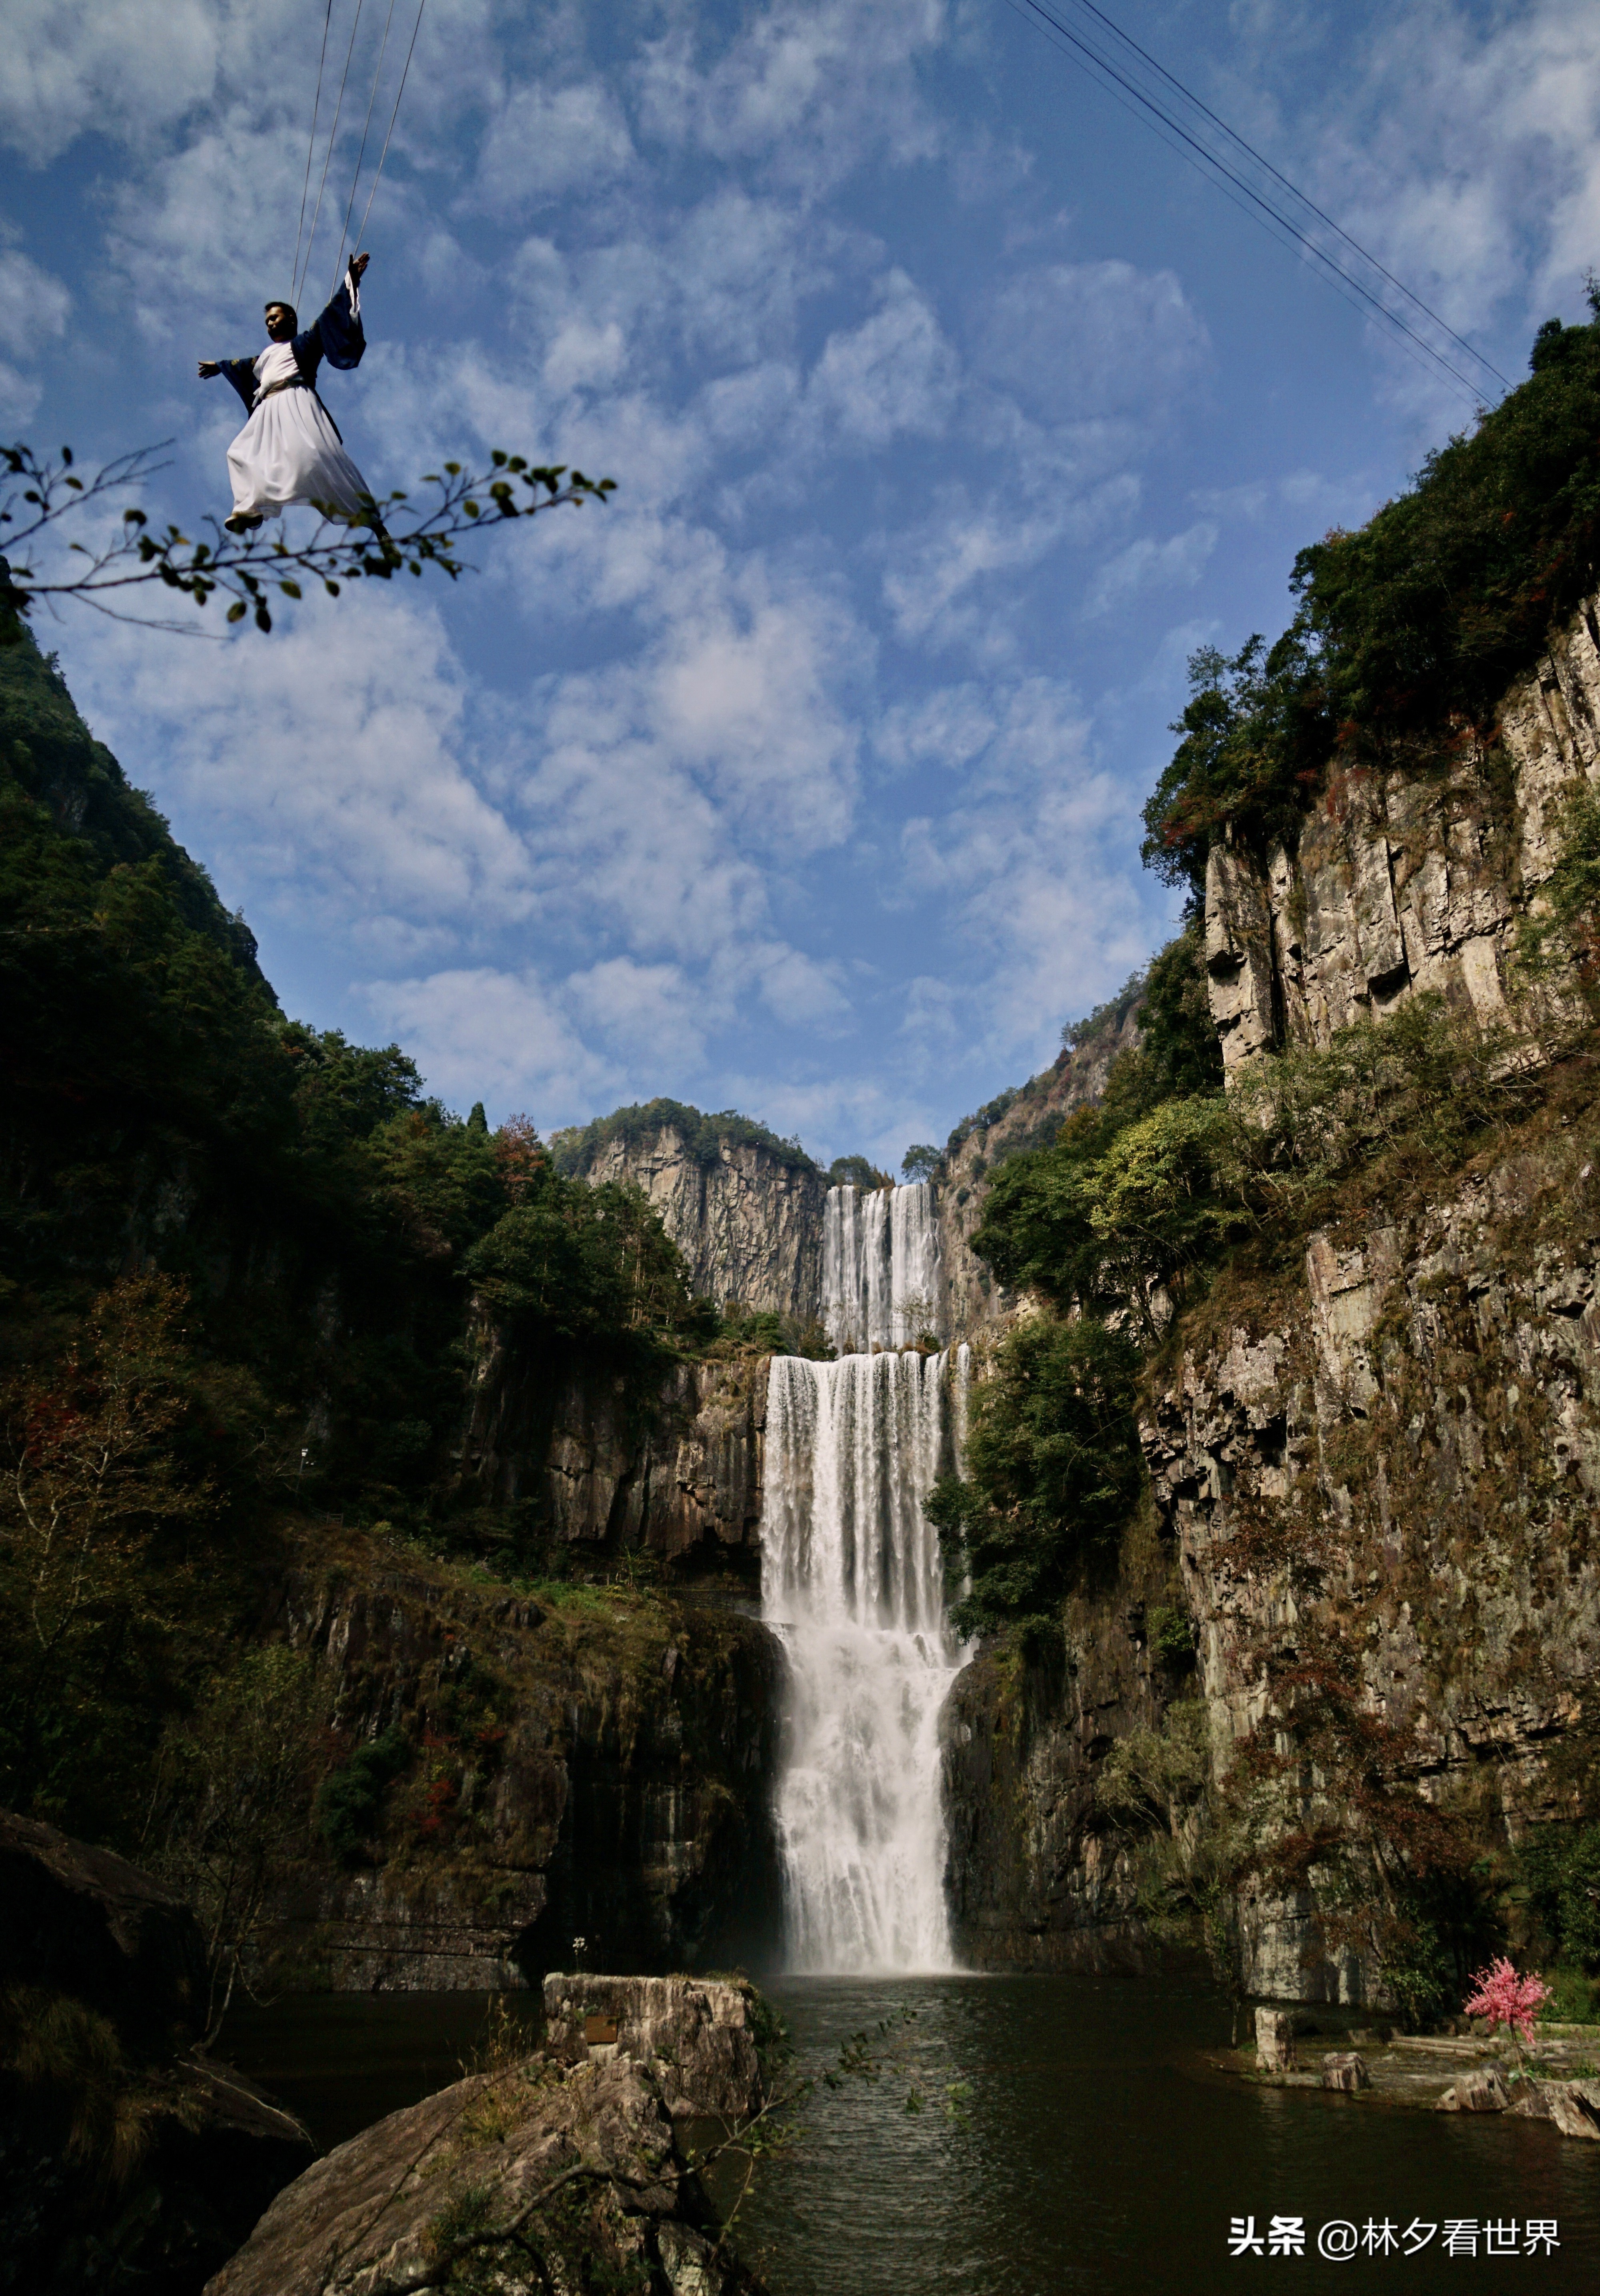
[1140,1135,1600,2000]
[266,1538,782,1989]
[940,599,1600,1996]
[1206,596,1600,1075]
[582,1128,826,1320]
[942,1617,1175,1972]
[459,1347,767,1568]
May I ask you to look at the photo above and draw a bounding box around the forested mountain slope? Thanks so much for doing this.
[0,635,781,1985]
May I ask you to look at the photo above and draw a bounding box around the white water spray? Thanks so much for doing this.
[821,1182,942,1354]
[761,1346,970,1973]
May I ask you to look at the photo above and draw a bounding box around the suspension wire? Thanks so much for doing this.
[290,0,336,300]
[1056,0,1510,392]
[352,0,429,266]
[296,0,368,310]
[1002,0,1501,406]
[328,0,400,300]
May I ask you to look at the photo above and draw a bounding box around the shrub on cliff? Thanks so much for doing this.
[926,1316,1142,1638]
[1143,286,1600,894]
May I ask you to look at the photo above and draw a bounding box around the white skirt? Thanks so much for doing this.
[226,385,373,521]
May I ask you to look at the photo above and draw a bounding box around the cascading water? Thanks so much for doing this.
[761,1344,970,1973]
[821,1182,942,1354]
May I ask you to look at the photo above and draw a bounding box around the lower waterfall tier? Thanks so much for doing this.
[761,1348,969,1974]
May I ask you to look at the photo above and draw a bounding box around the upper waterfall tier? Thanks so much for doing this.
[820,1181,942,1353]
[761,1346,969,1975]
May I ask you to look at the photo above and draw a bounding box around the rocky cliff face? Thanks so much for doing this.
[266,1532,782,1989]
[1142,1123,1600,2001]
[583,1128,826,1320]
[458,1344,767,1571]
[1206,595,1600,1076]
[942,1609,1173,1973]
[937,599,1600,1996]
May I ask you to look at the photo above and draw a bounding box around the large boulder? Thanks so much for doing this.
[542,1972,766,2118]
[205,2054,762,2296]
[0,1808,208,2052]
[0,1810,314,2295]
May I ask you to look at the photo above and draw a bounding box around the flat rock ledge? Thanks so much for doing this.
[206,2052,762,2296]
[542,1972,764,2120]
[1233,2022,1600,2141]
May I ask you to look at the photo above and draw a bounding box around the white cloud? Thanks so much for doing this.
[476,78,634,212]
[808,267,957,446]
[358,964,618,1116]
[633,0,946,194]
[67,589,534,942]
[0,0,219,165]
[882,496,1066,651]
[0,246,70,419]
[566,956,708,1064]
[1084,520,1218,620]
[0,246,70,354]
[894,675,1168,1052]
[974,259,1210,424]
[752,940,852,1029]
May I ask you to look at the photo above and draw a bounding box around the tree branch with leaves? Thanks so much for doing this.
[1,437,614,644]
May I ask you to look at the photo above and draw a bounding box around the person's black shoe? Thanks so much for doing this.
[224,512,265,535]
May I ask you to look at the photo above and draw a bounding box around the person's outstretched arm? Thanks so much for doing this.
[306,252,370,374]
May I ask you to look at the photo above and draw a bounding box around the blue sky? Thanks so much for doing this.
[4,2,1598,1168]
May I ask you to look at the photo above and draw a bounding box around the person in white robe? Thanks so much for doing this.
[199,253,377,535]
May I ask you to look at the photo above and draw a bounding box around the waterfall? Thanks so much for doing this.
[821,1181,942,1354]
[761,1345,970,1974]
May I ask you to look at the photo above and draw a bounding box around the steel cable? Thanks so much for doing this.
[296,0,368,309]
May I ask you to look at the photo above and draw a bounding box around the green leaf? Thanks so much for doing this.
[227,601,246,622]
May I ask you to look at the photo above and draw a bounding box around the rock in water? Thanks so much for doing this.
[205,2054,762,2296]
[1437,2066,1510,2113]
[1542,2079,1600,2140]
[1320,2052,1370,2092]
[1254,2008,1297,2072]
[542,1972,765,2118]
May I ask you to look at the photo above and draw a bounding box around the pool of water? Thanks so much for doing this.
[222,1977,1598,2293]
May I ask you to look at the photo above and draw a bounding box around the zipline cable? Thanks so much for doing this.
[290,0,336,302]
[328,0,400,300]
[1006,0,1490,403]
[351,0,429,269]
[1002,0,1500,406]
[296,0,368,309]
[1053,0,1510,392]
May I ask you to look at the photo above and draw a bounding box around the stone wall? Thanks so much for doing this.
[1206,594,1600,1077]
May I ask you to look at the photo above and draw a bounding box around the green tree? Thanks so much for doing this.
[0,1274,215,1821]
[900,1144,940,1182]
[147,1647,331,2036]
[926,1316,1142,1638]
[1141,291,1600,896]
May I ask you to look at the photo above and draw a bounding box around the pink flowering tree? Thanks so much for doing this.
[1464,1956,1552,2070]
